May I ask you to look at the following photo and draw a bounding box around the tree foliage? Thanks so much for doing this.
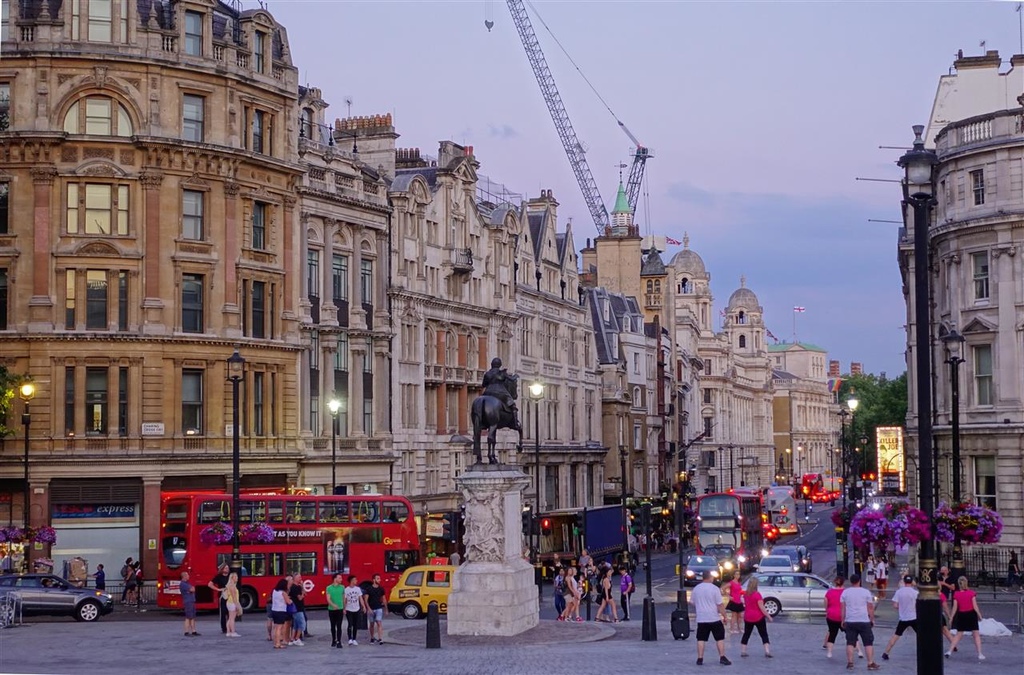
[837,372,908,475]
[0,365,27,438]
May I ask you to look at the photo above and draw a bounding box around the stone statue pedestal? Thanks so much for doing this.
[447,464,538,636]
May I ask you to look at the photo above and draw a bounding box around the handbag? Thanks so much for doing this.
[286,602,297,614]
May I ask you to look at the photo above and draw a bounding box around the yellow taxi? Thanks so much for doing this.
[387,564,456,619]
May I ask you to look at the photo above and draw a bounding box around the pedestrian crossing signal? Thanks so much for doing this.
[541,518,552,536]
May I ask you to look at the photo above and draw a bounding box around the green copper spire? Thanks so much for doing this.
[612,181,630,214]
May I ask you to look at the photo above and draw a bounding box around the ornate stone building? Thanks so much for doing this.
[0,0,303,573]
[903,49,1024,549]
[768,342,836,482]
[387,141,520,519]
[514,190,606,512]
[296,89,395,495]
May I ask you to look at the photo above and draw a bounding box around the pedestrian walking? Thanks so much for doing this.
[92,564,106,591]
[553,568,567,618]
[558,567,581,622]
[365,573,387,645]
[119,557,133,604]
[822,576,845,659]
[595,566,618,622]
[946,576,985,661]
[840,573,880,671]
[739,575,773,658]
[725,571,744,635]
[343,575,366,645]
[692,569,732,666]
[874,556,888,601]
[207,563,231,634]
[1007,551,1021,590]
[180,571,199,636]
[326,573,345,648]
[881,575,917,660]
[619,565,635,621]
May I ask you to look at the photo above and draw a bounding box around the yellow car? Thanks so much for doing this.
[387,565,456,619]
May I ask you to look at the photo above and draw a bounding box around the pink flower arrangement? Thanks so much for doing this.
[29,526,57,544]
[199,521,234,545]
[849,501,931,550]
[933,502,1002,544]
[239,522,275,544]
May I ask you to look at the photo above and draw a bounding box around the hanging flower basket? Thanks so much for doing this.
[0,526,26,543]
[831,508,853,530]
[29,526,57,545]
[199,521,234,546]
[849,501,931,550]
[239,522,275,544]
[933,502,1002,544]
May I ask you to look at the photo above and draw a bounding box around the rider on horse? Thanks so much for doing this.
[481,357,517,420]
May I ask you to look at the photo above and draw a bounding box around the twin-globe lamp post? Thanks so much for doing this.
[898,124,943,674]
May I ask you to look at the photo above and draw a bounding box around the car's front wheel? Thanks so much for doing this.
[402,602,422,620]
[75,600,102,622]
[761,597,781,617]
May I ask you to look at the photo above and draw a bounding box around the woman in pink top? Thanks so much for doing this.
[946,576,984,660]
[739,576,773,658]
[823,576,845,659]
[725,572,744,635]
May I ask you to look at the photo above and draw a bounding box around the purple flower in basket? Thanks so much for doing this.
[0,526,26,543]
[31,526,57,544]
[200,521,234,546]
[239,522,275,544]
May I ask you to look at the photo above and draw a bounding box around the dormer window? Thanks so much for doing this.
[70,0,131,43]
[253,30,266,74]
[184,10,203,56]
[63,97,133,136]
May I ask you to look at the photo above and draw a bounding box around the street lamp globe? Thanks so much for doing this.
[847,396,859,413]
[942,329,966,361]
[18,383,35,402]
[227,348,245,382]
[328,398,341,416]
[898,125,938,196]
[529,381,544,399]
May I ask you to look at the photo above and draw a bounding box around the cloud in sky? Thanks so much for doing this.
[488,124,520,140]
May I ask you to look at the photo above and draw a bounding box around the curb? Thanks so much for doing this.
[384,618,616,646]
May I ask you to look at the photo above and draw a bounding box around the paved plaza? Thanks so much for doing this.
[0,607,1020,675]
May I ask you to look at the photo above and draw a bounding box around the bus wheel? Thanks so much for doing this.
[240,587,258,613]
[402,602,422,620]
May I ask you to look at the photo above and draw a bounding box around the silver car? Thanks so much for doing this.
[743,572,832,617]
[0,574,114,622]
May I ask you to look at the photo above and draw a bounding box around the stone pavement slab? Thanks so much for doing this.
[0,613,1020,675]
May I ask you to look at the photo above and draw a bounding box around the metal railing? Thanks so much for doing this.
[0,592,22,628]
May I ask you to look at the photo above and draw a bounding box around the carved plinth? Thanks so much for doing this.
[447,465,539,636]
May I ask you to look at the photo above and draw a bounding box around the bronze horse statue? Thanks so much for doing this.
[470,374,523,464]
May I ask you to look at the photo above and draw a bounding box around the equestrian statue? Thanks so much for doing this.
[471,357,523,464]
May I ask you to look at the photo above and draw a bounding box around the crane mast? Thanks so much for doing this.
[505,0,609,233]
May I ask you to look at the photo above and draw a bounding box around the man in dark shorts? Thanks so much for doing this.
[840,573,880,670]
[365,573,387,645]
[692,569,731,666]
[881,575,918,660]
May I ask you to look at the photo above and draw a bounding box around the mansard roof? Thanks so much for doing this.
[641,248,667,277]
[587,287,644,365]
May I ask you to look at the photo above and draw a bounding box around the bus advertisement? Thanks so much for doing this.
[157,493,420,611]
[695,492,765,572]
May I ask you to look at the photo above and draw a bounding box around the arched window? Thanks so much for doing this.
[632,386,641,405]
[445,332,456,366]
[739,335,746,349]
[63,97,133,136]
[737,311,746,325]
[646,280,654,293]
[678,277,691,294]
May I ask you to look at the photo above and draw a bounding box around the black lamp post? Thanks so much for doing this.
[859,436,869,499]
[328,397,341,495]
[227,348,245,576]
[727,443,735,490]
[942,328,966,579]
[19,382,35,571]
[528,381,544,586]
[898,123,943,675]
[619,445,629,556]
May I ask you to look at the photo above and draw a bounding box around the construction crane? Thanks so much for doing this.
[498,0,652,234]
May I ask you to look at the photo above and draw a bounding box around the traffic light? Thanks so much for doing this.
[442,511,458,542]
[540,517,552,536]
[801,485,810,496]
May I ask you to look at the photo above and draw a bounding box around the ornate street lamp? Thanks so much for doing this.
[941,328,966,580]
[328,397,342,494]
[528,381,544,589]
[898,123,942,674]
[227,349,245,576]
[19,382,35,571]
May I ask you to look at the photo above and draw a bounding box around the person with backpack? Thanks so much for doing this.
[553,568,566,617]
[619,565,635,621]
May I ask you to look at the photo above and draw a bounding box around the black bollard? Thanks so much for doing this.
[641,596,658,641]
[425,601,441,649]
[585,586,592,621]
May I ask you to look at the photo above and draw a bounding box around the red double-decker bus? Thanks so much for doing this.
[695,491,765,572]
[157,492,420,611]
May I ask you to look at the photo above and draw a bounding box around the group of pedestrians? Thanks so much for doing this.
[552,556,635,624]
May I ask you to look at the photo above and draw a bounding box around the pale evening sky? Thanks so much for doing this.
[266,0,1023,377]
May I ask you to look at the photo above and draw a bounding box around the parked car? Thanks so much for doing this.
[770,544,812,573]
[387,565,456,619]
[681,555,723,587]
[742,572,832,617]
[755,554,800,574]
[0,574,114,622]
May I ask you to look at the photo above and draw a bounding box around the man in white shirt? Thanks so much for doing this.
[841,572,880,670]
[881,576,919,661]
[692,570,732,666]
